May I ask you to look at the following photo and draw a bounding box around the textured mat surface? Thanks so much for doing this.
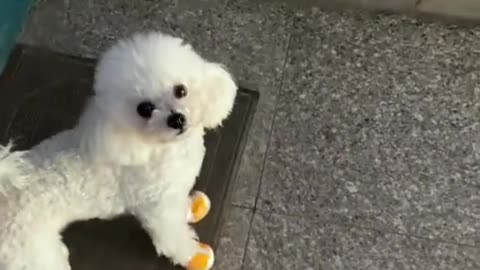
[0,45,258,270]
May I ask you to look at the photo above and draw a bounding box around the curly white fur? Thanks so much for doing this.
[0,31,237,270]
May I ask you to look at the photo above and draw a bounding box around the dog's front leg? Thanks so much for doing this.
[134,193,214,270]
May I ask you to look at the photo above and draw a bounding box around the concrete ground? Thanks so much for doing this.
[22,0,480,269]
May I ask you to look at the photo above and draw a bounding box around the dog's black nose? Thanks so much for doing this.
[167,112,186,130]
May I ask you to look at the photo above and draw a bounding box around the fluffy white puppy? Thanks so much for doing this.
[0,31,237,270]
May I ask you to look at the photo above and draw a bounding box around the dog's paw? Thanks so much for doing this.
[186,243,214,270]
[187,191,211,224]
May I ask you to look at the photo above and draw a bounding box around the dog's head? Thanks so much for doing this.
[79,32,237,164]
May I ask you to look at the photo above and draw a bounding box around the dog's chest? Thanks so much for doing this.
[120,137,206,201]
[152,140,205,181]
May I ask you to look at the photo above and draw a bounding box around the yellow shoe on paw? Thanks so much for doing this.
[187,243,214,270]
[187,191,211,224]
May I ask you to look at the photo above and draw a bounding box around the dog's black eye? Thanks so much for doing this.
[137,101,156,119]
[173,84,187,99]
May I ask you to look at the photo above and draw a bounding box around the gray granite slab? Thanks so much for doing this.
[21,0,226,58]
[214,206,253,270]
[259,8,480,245]
[244,211,480,270]
[213,0,293,208]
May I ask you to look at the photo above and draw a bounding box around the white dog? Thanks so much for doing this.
[0,31,237,270]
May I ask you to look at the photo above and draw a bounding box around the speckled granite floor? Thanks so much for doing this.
[21,0,480,269]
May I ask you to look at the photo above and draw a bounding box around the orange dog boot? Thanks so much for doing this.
[187,243,215,270]
[187,191,211,224]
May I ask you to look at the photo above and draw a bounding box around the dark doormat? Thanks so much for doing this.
[0,45,258,270]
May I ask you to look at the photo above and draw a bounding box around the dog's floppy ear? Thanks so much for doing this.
[201,63,238,129]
